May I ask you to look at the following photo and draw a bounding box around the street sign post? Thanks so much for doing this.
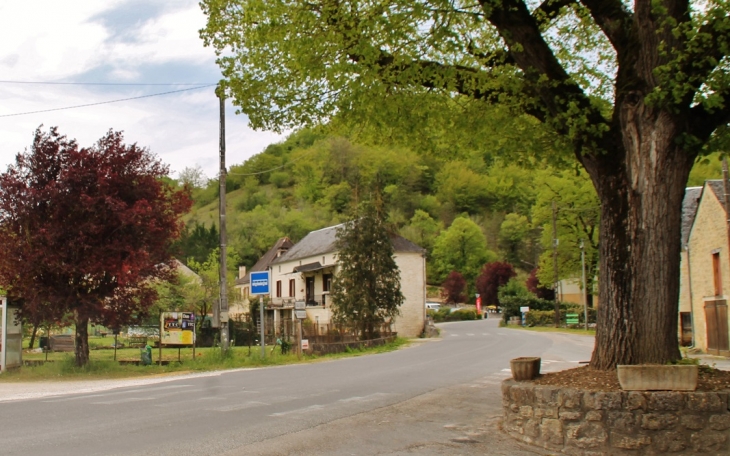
[250,271,271,358]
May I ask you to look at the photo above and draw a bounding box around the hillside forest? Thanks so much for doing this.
[173,124,723,305]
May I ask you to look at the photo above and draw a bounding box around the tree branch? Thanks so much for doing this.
[689,93,730,143]
[677,11,730,99]
[579,0,632,54]
[533,0,575,26]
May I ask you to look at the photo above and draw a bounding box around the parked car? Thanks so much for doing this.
[425,302,441,311]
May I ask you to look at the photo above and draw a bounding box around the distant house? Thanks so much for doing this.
[232,237,294,316]
[681,180,730,355]
[268,224,427,338]
[678,186,702,347]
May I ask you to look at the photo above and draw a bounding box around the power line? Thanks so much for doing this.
[226,147,319,176]
[0,85,217,118]
[0,80,216,86]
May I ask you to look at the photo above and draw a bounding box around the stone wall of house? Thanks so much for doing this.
[502,380,730,455]
[394,252,426,338]
[687,188,729,352]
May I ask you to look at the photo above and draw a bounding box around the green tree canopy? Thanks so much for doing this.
[431,216,496,288]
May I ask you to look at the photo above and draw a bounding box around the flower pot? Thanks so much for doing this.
[617,364,698,391]
[510,357,541,381]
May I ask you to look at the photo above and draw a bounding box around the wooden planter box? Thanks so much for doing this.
[510,357,541,381]
[617,364,699,391]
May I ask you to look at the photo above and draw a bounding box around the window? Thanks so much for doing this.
[323,274,333,292]
[276,280,282,298]
[713,252,723,296]
[289,279,295,297]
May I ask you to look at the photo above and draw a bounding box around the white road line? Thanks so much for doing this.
[214,401,270,412]
[466,333,475,336]
[338,393,392,403]
[42,384,193,403]
[92,397,155,405]
[270,404,324,417]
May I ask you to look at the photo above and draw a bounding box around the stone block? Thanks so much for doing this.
[686,392,726,412]
[534,407,558,419]
[679,414,706,431]
[641,413,679,431]
[501,380,513,397]
[709,413,730,431]
[652,430,688,453]
[626,392,647,411]
[565,422,608,449]
[510,384,535,405]
[534,386,560,407]
[585,411,603,422]
[690,430,729,453]
[523,418,540,438]
[560,388,583,409]
[540,418,564,446]
[612,433,651,450]
[519,405,534,418]
[585,391,623,410]
[648,392,684,411]
[559,410,583,421]
[607,411,638,432]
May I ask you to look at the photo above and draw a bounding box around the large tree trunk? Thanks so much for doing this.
[584,106,696,370]
[74,313,90,367]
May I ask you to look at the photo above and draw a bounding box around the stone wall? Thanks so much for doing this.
[502,379,730,455]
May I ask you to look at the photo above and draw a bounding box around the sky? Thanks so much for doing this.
[0,0,284,181]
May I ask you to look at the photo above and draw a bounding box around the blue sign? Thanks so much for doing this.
[250,271,271,295]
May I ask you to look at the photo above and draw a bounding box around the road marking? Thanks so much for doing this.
[450,334,459,337]
[92,397,155,405]
[466,333,475,336]
[270,404,324,417]
[338,393,392,403]
[214,401,270,412]
[42,384,193,403]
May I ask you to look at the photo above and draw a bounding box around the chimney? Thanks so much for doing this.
[239,265,247,279]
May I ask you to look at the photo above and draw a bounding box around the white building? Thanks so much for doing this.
[268,224,427,338]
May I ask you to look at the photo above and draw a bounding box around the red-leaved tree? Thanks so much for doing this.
[526,268,555,301]
[0,127,191,366]
[476,262,516,307]
[440,271,466,304]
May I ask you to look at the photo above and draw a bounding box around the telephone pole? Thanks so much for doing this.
[217,84,229,353]
[552,201,560,327]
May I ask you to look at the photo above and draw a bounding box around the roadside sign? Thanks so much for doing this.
[520,306,530,313]
[161,312,195,345]
[301,339,309,350]
[250,271,271,295]
[294,300,306,310]
[295,310,307,319]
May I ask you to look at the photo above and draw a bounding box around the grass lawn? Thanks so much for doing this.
[1,337,410,382]
[504,325,596,336]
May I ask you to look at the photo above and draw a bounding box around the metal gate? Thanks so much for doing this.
[704,299,730,355]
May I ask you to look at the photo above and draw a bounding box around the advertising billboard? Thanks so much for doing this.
[161,312,195,346]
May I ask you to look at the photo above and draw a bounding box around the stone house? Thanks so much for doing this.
[232,237,294,317]
[268,224,427,338]
[682,180,730,355]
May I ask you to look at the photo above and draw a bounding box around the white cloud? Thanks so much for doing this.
[0,1,284,179]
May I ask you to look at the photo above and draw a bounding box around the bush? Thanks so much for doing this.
[431,307,478,322]
[525,310,555,326]
[501,295,559,324]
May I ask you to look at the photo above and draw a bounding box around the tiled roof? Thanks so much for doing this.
[272,224,425,265]
[234,237,294,285]
[681,186,702,248]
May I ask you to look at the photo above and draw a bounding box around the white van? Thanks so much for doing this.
[425,302,441,311]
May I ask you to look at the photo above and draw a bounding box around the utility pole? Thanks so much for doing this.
[552,201,560,327]
[581,239,588,331]
[217,84,229,353]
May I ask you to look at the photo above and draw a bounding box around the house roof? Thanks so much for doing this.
[271,223,425,265]
[173,259,202,284]
[235,237,294,285]
[706,179,727,212]
[681,186,703,248]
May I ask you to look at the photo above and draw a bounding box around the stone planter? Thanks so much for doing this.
[617,364,699,391]
[510,356,541,380]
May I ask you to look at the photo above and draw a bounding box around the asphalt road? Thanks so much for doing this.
[0,319,594,455]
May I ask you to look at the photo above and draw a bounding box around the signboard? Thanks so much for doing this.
[250,271,271,295]
[520,306,530,313]
[161,312,195,346]
[301,339,309,350]
[294,300,306,310]
[295,310,307,320]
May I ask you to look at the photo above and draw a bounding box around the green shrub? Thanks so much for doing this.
[501,295,558,324]
[432,307,478,322]
[525,310,555,326]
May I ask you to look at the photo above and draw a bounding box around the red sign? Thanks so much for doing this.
[476,296,482,313]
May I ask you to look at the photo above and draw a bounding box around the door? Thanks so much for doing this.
[705,299,730,355]
[305,277,315,305]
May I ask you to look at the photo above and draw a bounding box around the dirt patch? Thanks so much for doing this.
[532,364,730,392]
